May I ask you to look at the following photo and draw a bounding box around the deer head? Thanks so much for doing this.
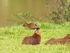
[23,22,39,30]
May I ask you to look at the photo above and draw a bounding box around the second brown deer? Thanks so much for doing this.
[45,34,70,45]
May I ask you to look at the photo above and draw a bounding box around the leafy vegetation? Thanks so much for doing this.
[46,0,70,24]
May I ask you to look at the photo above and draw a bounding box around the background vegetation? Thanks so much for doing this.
[0,0,70,25]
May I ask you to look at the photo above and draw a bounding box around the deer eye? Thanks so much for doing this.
[35,24,37,26]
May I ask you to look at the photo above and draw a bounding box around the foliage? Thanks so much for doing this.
[46,0,70,24]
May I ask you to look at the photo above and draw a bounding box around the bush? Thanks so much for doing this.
[46,0,70,24]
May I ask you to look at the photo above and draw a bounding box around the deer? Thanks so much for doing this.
[45,34,70,45]
[22,27,41,45]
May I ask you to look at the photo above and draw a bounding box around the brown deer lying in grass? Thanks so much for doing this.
[22,28,41,45]
[45,34,70,45]
[23,22,39,30]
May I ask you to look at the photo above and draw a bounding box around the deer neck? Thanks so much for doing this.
[33,29,40,38]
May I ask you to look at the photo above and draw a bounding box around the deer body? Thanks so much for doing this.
[45,34,70,45]
[22,28,41,45]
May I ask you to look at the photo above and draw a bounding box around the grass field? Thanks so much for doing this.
[0,22,70,53]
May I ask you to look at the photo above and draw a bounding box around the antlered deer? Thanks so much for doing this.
[22,28,41,45]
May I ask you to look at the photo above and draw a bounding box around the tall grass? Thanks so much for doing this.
[0,22,70,53]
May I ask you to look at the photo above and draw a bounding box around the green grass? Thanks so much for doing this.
[0,22,70,53]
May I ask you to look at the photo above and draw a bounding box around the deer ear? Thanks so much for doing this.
[67,34,70,36]
[34,23,37,25]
